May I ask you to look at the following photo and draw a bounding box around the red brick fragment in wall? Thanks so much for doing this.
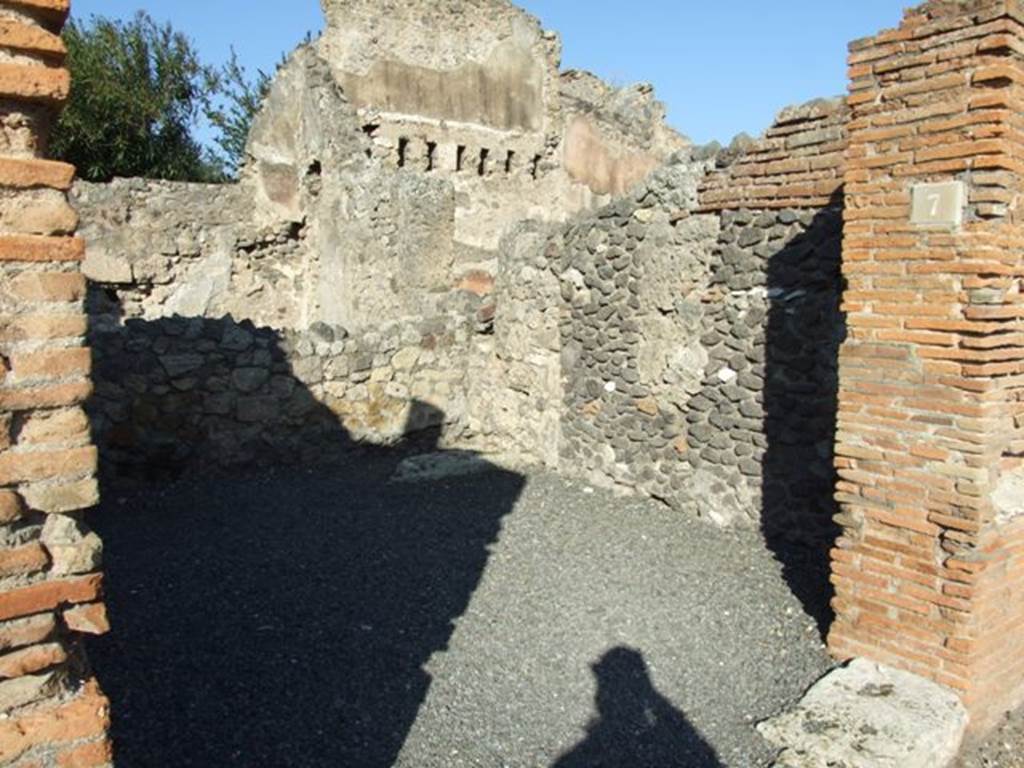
[0,614,55,652]
[61,603,108,636]
[0,643,67,679]
[0,158,74,190]
[0,63,69,102]
[0,235,84,263]
[0,680,109,764]
[56,739,113,768]
[456,269,495,296]
[0,491,23,523]
[3,0,70,16]
[0,575,102,623]
[0,20,66,58]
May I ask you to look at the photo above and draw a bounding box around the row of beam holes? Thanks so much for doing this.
[454,144,541,179]
[374,127,540,179]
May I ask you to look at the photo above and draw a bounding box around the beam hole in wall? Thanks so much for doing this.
[531,155,541,180]
[455,145,466,173]
[398,137,409,169]
[362,124,379,159]
[505,150,515,174]
[478,148,490,177]
[426,141,437,172]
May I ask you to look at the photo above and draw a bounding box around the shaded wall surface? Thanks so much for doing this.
[0,0,111,765]
[88,309,488,480]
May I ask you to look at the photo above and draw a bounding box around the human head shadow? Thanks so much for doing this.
[552,647,722,768]
[83,293,526,767]
[760,192,847,637]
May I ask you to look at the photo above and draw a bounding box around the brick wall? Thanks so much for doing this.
[828,0,1024,732]
[0,1,111,765]
[698,98,848,212]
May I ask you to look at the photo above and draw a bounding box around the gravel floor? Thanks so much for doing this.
[88,455,836,767]
[956,710,1024,768]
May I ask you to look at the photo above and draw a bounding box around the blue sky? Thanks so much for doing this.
[69,1,905,145]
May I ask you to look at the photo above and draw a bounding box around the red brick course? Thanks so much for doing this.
[0,236,84,263]
[0,63,68,103]
[698,99,849,211]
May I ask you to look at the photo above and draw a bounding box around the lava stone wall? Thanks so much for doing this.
[553,158,721,514]
[550,100,847,537]
[691,205,843,538]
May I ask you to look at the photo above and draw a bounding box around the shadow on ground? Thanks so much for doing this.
[82,304,527,767]
[553,647,722,768]
[88,426,524,767]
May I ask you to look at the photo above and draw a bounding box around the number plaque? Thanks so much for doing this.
[910,181,965,229]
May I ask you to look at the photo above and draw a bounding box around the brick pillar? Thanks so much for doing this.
[0,1,112,765]
[830,0,1024,732]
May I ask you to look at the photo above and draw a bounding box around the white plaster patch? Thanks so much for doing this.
[992,468,1024,524]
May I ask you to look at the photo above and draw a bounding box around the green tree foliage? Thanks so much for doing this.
[206,34,313,178]
[52,12,224,182]
[204,49,273,179]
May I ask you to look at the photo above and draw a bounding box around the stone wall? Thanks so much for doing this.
[69,3,698,486]
[464,221,564,467]
[543,101,848,545]
[73,25,690,338]
[0,0,111,764]
[76,46,469,335]
[74,170,461,334]
[316,0,689,250]
[74,180,308,327]
[88,308,489,480]
[560,71,684,198]
[552,158,717,510]
[76,92,850,547]
[689,204,843,536]
[319,0,556,135]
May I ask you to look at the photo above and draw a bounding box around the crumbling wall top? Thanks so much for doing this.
[319,0,553,73]
[559,70,689,154]
[698,95,848,212]
[318,0,559,134]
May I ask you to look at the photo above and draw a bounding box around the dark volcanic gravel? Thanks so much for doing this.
[87,458,835,768]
